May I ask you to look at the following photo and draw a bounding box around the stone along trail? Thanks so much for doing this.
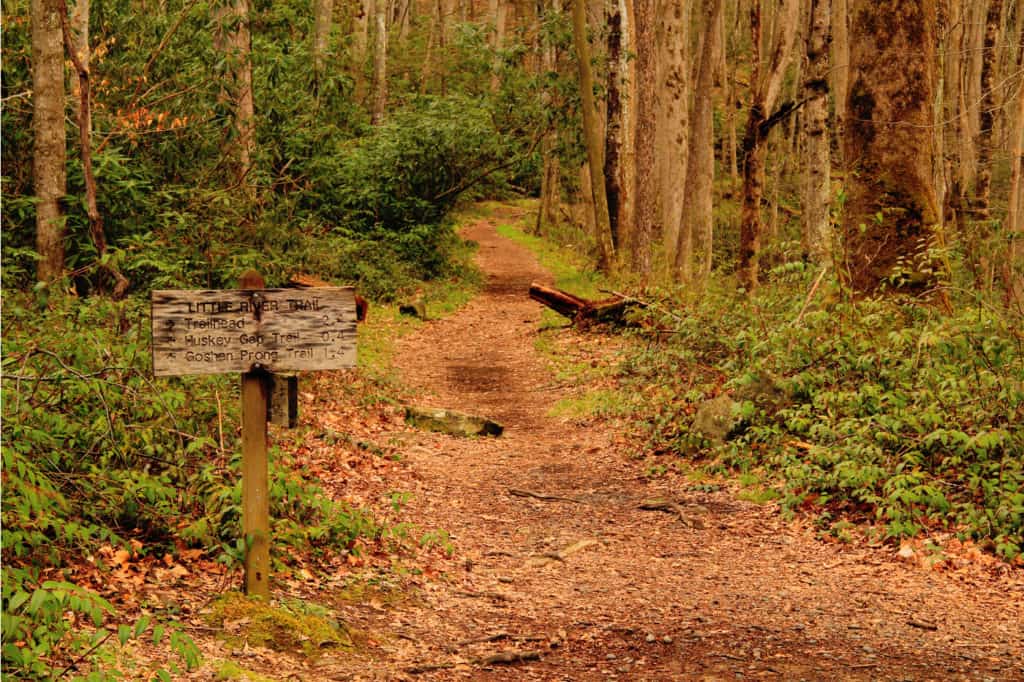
[327,214,1023,681]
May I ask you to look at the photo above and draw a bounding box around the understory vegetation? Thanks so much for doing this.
[628,281,1023,561]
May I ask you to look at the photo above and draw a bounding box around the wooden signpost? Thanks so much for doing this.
[152,271,357,598]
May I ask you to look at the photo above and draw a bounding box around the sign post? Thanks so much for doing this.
[239,270,271,599]
[152,271,357,599]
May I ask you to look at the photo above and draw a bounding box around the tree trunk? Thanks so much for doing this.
[491,0,508,91]
[632,0,659,276]
[659,0,691,274]
[973,0,1004,217]
[62,0,129,295]
[831,0,848,148]
[604,0,625,247]
[233,0,255,187]
[800,0,831,265]
[1004,30,1024,309]
[738,0,800,292]
[353,0,370,97]
[723,5,739,182]
[535,0,562,235]
[372,0,388,124]
[571,0,615,271]
[615,0,636,254]
[214,0,256,188]
[961,0,986,191]
[313,0,334,84]
[940,0,966,232]
[842,0,945,295]
[677,0,723,283]
[32,0,67,283]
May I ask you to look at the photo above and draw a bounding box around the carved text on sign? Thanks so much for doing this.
[151,288,357,376]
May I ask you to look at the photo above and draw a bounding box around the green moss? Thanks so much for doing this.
[332,577,413,608]
[207,592,352,658]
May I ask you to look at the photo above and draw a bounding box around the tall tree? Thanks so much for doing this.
[313,0,334,84]
[571,0,615,271]
[371,0,388,123]
[676,0,723,283]
[1004,32,1024,308]
[842,0,946,294]
[32,0,67,283]
[831,0,849,149]
[353,0,371,96]
[490,0,509,91]
[631,0,659,276]
[603,0,635,250]
[737,0,800,292]
[214,0,256,188]
[800,0,831,266]
[535,0,563,235]
[973,0,1005,217]
[659,0,691,276]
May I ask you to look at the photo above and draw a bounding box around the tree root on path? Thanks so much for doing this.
[639,499,708,529]
[526,539,601,567]
[509,488,584,503]
[455,589,512,601]
[406,649,544,675]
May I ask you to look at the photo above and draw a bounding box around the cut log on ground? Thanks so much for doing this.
[528,282,643,327]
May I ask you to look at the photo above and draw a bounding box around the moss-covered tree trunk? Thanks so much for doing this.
[842,0,945,293]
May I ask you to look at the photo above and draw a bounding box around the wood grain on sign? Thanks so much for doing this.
[152,287,357,376]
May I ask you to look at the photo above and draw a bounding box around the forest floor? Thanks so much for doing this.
[179,207,1023,681]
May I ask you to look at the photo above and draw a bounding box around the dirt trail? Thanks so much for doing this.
[319,214,1023,681]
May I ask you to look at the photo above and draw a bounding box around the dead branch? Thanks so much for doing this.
[792,265,829,326]
[906,619,939,631]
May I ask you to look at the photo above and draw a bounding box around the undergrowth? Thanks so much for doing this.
[625,274,1023,560]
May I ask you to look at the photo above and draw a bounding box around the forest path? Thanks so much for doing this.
[318,211,1023,681]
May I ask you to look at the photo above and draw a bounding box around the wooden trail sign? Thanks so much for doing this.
[152,273,357,599]
[151,287,357,376]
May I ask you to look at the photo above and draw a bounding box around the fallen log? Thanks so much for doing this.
[528,282,642,327]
